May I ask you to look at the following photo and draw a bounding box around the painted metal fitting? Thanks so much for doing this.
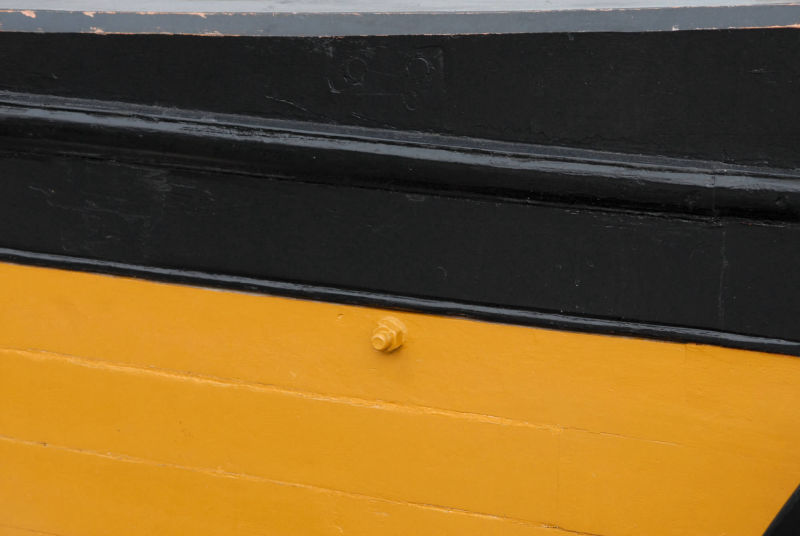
[371,316,407,353]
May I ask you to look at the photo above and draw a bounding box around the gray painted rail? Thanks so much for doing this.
[1,0,800,34]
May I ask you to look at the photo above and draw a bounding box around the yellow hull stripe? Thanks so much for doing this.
[0,262,798,535]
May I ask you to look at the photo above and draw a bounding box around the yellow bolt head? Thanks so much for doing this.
[371,316,407,353]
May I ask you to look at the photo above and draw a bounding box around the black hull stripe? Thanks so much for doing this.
[4,30,800,168]
[1,29,799,354]
[1,97,800,352]
[2,91,800,220]
[2,247,798,357]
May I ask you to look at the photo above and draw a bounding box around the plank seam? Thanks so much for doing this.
[0,433,581,533]
[4,345,691,449]
[0,523,68,536]
[10,343,794,466]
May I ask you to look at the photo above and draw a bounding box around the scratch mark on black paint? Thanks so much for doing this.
[326,78,342,94]
[263,94,314,116]
[27,185,53,196]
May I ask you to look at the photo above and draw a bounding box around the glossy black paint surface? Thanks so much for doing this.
[2,92,799,220]
[1,93,799,354]
[2,30,800,167]
[0,29,799,357]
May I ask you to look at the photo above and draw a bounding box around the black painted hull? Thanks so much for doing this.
[1,15,800,535]
[1,29,800,354]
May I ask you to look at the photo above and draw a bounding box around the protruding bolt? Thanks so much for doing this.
[371,316,407,353]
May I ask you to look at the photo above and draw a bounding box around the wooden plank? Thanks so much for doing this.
[0,348,560,524]
[1,347,797,534]
[0,437,554,536]
[1,263,799,533]
[559,430,800,536]
[0,262,798,460]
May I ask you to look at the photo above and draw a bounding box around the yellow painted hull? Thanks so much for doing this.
[0,262,798,535]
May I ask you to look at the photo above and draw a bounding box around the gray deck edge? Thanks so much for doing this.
[1,5,800,35]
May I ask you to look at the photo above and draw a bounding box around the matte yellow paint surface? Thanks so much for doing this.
[0,261,798,535]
